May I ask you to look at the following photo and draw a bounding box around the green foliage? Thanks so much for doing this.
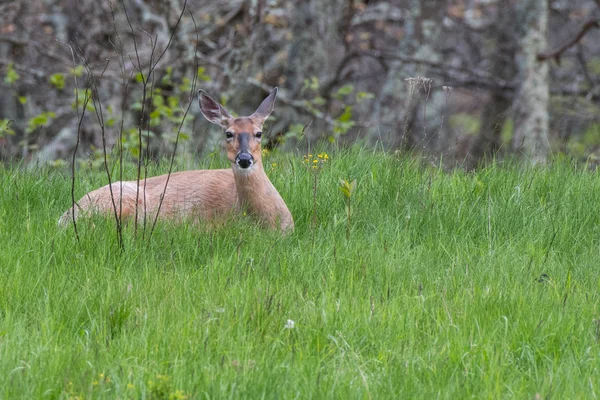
[450,112,481,135]
[197,67,211,82]
[303,76,320,92]
[2,149,600,398]
[26,111,56,134]
[285,123,308,140]
[293,78,372,143]
[0,119,15,137]
[356,91,374,102]
[70,65,84,77]
[72,65,204,169]
[3,62,19,85]
[49,73,66,90]
[334,84,354,99]
[338,177,356,199]
[71,88,95,112]
[333,105,355,137]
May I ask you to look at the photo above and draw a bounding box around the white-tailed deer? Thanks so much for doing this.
[59,88,294,232]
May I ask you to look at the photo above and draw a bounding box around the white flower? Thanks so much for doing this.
[284,319,295,329]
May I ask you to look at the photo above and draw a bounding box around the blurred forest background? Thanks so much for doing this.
[0,0,599,169]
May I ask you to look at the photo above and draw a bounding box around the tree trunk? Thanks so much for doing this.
[467,5,518,169]
[512,0,550,163]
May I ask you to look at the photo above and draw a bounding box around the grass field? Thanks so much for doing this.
[1,147,600,399]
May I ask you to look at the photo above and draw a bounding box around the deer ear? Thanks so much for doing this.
[198,90,232,128]
[251,87,277,124]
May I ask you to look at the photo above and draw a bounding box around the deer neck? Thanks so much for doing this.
[232,161,292,230]
[233,161,272,209]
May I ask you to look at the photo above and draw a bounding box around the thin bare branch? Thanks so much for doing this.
[150,8,198,238]
[537,18,600,62]
[57,40,81,243]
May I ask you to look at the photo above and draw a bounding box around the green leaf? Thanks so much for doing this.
[152,95,164,107]
[70,65,84,77]
[26,111,56,134]
[18,96,27,105]
[197,67,211,81]
[311,96,326,106]
[356,91,374,102]
[303,76,320,92]
[336,84,354,97]
[168,96,179,109]
[49,73,66,90]
[338,106,353,123]
[4,63,20,85]
[0,119,15,136]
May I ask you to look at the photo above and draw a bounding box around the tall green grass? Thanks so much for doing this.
[1,148,600,399]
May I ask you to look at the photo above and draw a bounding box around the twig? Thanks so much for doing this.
[140,29,159,239]
[537,19,600,63]
[150,7,198,239]
[110,0,132,235]
[78,52,124,249]
[57,40,81,243]
[120,0,147,238]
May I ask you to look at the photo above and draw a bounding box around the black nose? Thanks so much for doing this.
[236,153,254,169]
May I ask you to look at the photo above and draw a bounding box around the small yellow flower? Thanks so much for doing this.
[127,383,135,390]
[312,166,318,170]
[271,163,277,167]
[262,148,270,156]
[92,380,99,386]
[308,154,313,158]
[313,159,318,164]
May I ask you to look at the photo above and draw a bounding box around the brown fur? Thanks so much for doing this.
[59,89,294,232]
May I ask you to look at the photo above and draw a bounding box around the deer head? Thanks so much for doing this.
[198,88,277,172]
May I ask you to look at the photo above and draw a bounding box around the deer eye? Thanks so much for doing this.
[225,131,234,139]
[255,132,262,139]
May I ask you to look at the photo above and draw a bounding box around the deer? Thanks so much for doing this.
[58,88,294,232]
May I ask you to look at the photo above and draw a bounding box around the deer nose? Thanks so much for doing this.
[236,153,254,169]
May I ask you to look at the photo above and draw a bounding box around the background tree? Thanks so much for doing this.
[0,0,599,167]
